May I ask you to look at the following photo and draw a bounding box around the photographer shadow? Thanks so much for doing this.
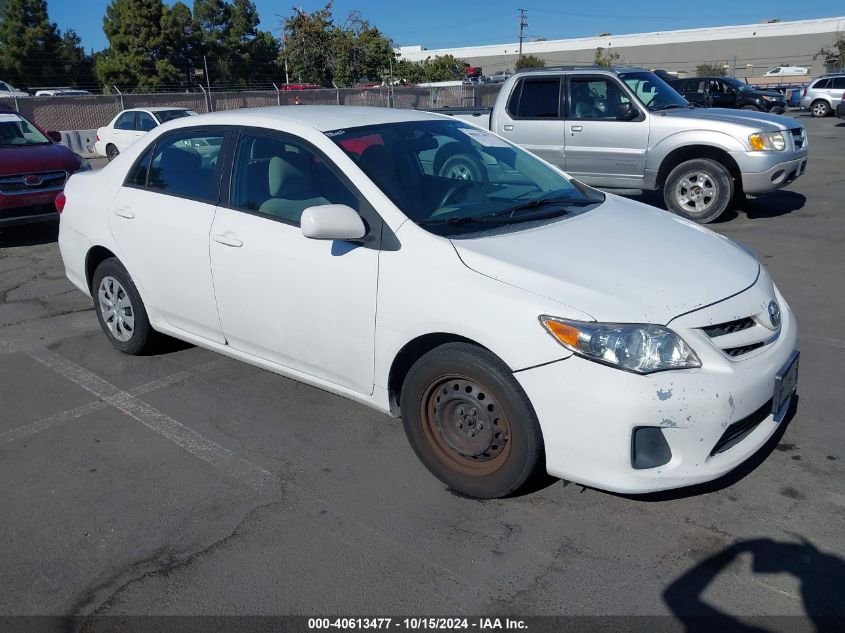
[664,537,845,632]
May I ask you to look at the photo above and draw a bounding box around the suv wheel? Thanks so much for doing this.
[663,158,734,224]
[810,100,830,118]
[400,343,544,499]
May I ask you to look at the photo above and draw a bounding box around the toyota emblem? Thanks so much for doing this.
[768,300,781,328]
[23,174,43,186]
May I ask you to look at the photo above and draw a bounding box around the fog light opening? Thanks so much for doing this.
[631,427,672,470]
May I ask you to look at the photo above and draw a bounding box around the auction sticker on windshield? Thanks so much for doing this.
[458,127,511,148]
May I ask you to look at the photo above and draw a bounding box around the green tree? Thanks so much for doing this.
[57,29,96,88]
[96,0,176,92]
[594,47,619,68]
[515,54,545,71]
[0,0,63,88]
[160,1,195,89]
[696,62,727,77]
[814,34,845,72]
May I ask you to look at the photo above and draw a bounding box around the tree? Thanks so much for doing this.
[814,34,845,72]
[594,47,619,68]
[0,0,63,88]
[160,1,195,89]
[515,54,545,71]
[280,2,393,87]
[696,62,727,77]
[57,29,96,88]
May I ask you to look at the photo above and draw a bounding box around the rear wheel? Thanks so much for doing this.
[92,258,155,355]
[106,144,119,161]
[663,158,734,224]
[400,343,544,498]
[810,100,830,118]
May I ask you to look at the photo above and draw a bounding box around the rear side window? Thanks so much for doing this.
[508,78,561,118]
[147,131,225,202]
[114,112,135,130]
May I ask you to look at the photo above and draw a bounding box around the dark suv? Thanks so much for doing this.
[669,77,787,113]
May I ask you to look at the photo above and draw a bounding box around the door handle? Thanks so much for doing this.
[570,125,583,133]
[113,207,135,219]
[213,233,243,248]
[503,124,514,131]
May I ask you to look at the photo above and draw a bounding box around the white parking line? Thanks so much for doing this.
[0,361,220,445]
[22,347,282,492]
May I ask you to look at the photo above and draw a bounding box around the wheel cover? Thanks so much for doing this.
[98,276,135,342]
[812,102,827,116]
[674,170,718,215]
[444,162,474,181]
[421,375,511,477]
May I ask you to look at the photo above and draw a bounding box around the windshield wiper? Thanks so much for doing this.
[489,195,599,217]
[652,103,691,111]
[418,196,598,228]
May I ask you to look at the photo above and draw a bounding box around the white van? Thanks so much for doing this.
[764,66,809,77]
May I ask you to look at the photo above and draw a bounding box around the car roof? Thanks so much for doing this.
[162,105,446,133]
[126,107,193,113]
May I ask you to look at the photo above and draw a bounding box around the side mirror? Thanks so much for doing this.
[615,103,639,120]
[301,204,366,241]
[47,130,62,143]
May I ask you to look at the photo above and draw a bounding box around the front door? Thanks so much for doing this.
[108,127,229,343]
[495,76,565,169]
[209,130,379,394]
[563,75,650,188]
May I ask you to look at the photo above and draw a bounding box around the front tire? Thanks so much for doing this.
[663,158,734,224]
[400,343,544,499]
[810,100,830,118]
[92,258,155,355]
[106,144,119,161]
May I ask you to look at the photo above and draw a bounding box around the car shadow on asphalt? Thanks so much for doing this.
[632,190,806,223]
[0,220,58,248]
[663,534,845,631]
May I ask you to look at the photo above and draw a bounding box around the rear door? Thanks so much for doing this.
[107,127,230,343]
[676,79,708,107]
[563,75,649,187]
[134,111,158,145]
[708,80,736,108]
[493,76,565,169]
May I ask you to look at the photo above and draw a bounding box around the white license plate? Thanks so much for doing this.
[772,351,799,423]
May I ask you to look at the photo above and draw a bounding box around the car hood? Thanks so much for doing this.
[754,90,786,99]
[663,107,795,131]
[0,142,79,175]
[451,196,760,325]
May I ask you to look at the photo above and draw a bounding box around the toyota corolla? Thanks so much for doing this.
[57,106,798,498]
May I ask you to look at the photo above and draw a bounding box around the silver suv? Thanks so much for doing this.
[799,74,845,117]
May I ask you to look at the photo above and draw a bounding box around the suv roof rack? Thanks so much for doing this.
[519,65,648,74]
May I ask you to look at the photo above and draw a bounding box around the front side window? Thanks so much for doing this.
[146,131,224,202]
[114,112,135,130]
[508,78,561,118]
[328,119,604,236]
[230,132,359,224]
[570,78,631,120]
[619,71,690,111]
[136,112,157,131]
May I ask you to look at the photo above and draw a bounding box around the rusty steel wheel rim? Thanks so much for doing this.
[420,375,511,476]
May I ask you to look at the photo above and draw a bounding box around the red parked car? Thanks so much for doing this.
[0,107,90,228]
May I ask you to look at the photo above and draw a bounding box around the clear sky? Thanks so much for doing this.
[51,0,841,52]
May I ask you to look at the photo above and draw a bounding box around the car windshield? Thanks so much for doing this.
[327,119,604,236]
[619,71,691,111]
[0,113,50,146]
[724,78,755,93]
[154,110,196,123]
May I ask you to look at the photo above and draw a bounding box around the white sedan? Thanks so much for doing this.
[94,107,196,161]
[58,106,798,498]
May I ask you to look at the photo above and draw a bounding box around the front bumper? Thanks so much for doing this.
[515,287,798,494]
[0,191,60,227]
[733,150,808,195]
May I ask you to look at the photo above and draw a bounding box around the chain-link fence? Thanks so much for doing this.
[0,84,504,132]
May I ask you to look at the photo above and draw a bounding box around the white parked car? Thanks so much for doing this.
[58,106,799,498]
[34,88,93,96]
[763,66,808,77]
[94,107,197,160]
[0,81,29,98]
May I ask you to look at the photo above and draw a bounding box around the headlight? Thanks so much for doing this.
[748,131,786,151]
[75,156,93,172]
[539,316,701,374]
[761,95,778,102]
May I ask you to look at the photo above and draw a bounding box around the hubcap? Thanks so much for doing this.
[813,103,826,116]
[675,171,718,215]
[421,376,511,476]
[445,163,473,181]
[98,276,135,342]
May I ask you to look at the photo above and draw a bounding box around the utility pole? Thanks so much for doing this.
[518,8,528,61]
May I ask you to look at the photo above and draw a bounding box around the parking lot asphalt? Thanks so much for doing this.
[1,113,843,625]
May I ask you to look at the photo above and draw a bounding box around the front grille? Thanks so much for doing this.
[0,171,66,195]
[723,342,765,357]
[711,399,772,455]
[702,317,755,338]
[790,128,806,150]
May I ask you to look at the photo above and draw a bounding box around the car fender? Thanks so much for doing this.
[646,130,747,173]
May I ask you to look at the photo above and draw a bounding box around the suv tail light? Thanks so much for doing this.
[54,191,66,213]
[802,87,807,97]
